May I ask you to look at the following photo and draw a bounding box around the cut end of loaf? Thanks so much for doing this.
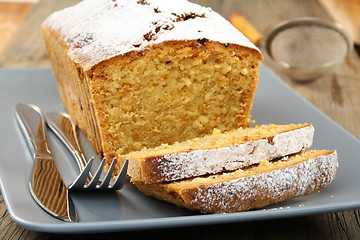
[90,40,262,159]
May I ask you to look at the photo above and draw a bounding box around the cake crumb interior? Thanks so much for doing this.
[90,40,262,157]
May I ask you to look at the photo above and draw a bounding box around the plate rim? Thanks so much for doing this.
[1,66,360,233]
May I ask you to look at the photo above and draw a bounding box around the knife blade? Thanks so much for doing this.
[15,102,78,222]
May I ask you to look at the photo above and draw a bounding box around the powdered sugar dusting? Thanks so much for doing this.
[144,125,314,183]
[42,0,259,70]
[186,151,338,213]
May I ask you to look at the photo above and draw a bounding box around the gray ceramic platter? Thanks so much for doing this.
[0,65,359,234]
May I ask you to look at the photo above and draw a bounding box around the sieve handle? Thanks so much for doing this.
[229,13,265,47]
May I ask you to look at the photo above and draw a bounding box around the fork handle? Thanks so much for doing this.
[45,112,88,172]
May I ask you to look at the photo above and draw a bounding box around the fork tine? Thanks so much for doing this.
[98,158,117,189]
[111,159,128,190]
[86,158,105,189]
[69,157,94,190]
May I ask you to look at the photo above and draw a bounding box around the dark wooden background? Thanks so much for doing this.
[1,0,360,239]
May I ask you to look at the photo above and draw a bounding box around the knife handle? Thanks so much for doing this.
[15,103,51,158]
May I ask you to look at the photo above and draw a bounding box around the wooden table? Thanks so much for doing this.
[0,1,34,53]
[1,0,360,239]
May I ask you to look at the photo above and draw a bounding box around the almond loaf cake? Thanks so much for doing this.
[41,0,263,171]
[133,150,338,213]
[122,123,314,183]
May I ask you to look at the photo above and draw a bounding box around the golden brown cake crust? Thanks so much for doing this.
[41,24,104,157]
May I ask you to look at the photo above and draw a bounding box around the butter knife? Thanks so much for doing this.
[15,103,78,222]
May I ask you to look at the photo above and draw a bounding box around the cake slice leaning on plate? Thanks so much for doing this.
[132,150,338,213]
[120,123,314,183]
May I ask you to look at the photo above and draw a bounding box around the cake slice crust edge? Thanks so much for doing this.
[124,123,314,183]
[132,149,338,213]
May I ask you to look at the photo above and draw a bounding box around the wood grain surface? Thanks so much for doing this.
[319,0,360,44]
[0,2,34,53]
[1,0,360,239]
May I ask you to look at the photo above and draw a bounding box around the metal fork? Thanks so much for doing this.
[45,112,128,191]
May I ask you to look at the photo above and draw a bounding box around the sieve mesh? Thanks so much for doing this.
[266,18,352,81]
[270,24,348,69]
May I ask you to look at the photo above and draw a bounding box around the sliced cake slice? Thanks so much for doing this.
[132,149,338,213]
[120,123,314,183]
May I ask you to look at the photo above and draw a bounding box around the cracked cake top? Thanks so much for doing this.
[43,0,260,70]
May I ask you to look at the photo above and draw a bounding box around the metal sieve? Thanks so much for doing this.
[265,17,353,82]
